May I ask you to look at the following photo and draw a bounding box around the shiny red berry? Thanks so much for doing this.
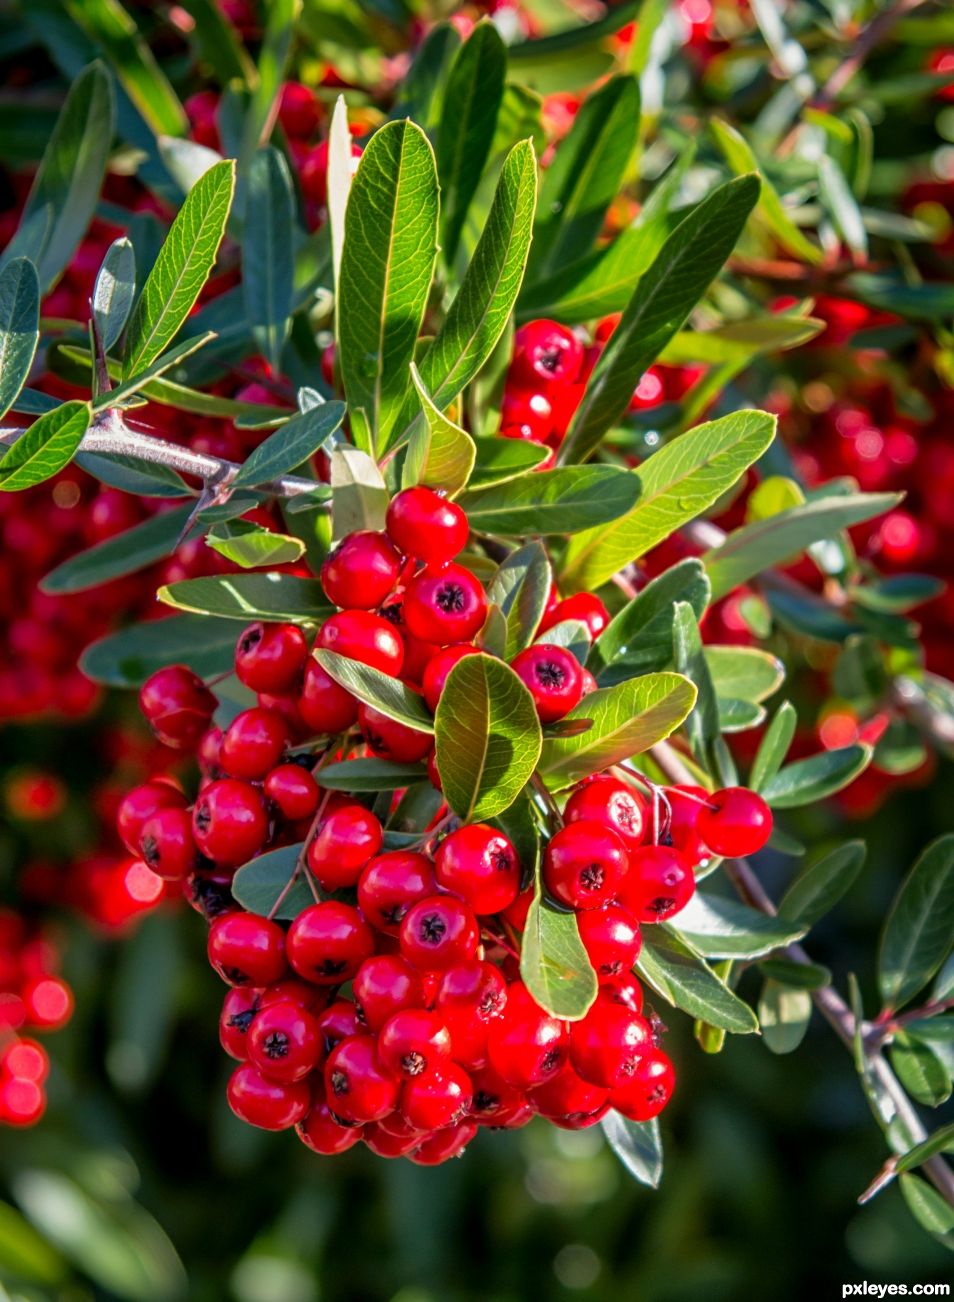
[468,1066,528,1126]
[116,780,186,855]
[619,845,694,922]
[227,1062,310,1130]
[486,981,568,1089]
[569,1000,652,1089]
[316,610,404,676]
[610,1047,675,1121]
[399,895,479,970]
[208,913,288,986]
[696,787,772,857]
[400,1062,472,1130]
[510,644,583,722]
[352,954,424,1031]
[264,763,320,821]
[436,960,508,1068]
[324,1034,399,1123]
[539,593,609,639]
[315,998,361,1063]
[297,1087,364,1154]
[512,319,583,389]
[530,1062,609,1126]
[247,999,321,1083]
[358,703,433,762]
[139,666,217,749]
[564,774,648,851]
[321,530,402,609]
[306,804,383,891]
[664,784,710,862]
[357,850,437,934]
[402,565,488,644]
[385,487,469,567]
[297,656,359,734]
[543,820,628,910]
[286,901,374,984]
[434,823,520,916]
[577,904,641,981]
[378,1008,452,1078]
[192,779,269,868]
[408,1120,478,1164]
[219,987,259,1059]
[235,622,308,694]
[139,805,197,881]
[220,708,290,780]
[422,644,481,712]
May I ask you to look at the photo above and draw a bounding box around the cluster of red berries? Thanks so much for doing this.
[0,910,73,1126]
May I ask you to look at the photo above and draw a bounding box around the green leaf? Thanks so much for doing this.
[758,957,831,989]
[41,500,192,593]
[595,558,710,677]
[778,840,866,928]
[230,402,346,489]
[539,672,697,790]
[92,237,136,352]
[852,574,946,614]
[558,175,760,465]
[485,542,551,660]
[244,147,295,370]
[673,892,806,959]
[109,910,182,1094]
[538,619,591,666]
[710,118,823,265]
[660,318,824,367]
[899,1174,954,1249]
[231,844,312,920]
[0,1199,67,1286]
[673,601,720,767]
[759,981,812,1055]
[521,877,597,1021]
[206,520,305,568]
[233,0,298,194]
[879,835,954,1012]
[0,400,89,492]
[158,573,332,623]
[97,330,216,410]
[80,614,238,687]
[315,758,428,792]
[760,745,872,809]
[1,62,114,290]
[338,120,439,448]
[434,652,542,822]
[0,257,40,420]
[315,650,434,733]
[637,931,759,1033]
[469,436,550,487]
[600,1113,663,1189]
[177,0,255,84]
[418,139,537,415]
[461,464,639,536]
[704,493,901,600]
[750,700,797,793]
[123,159,236,377]
[330,445,389,539]
[436,22,506,266]
[705,646,784,704]
[896,1123,954,1177]
[560,409,776,593]
[818,154,868,261]
[890,1035,952,1107]
[402,365,476,498]
[527,75,639,283]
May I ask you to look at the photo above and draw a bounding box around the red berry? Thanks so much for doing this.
[512,319,583,389]
[358,703,433,762]
[220,708,290,780]
[353,954,424,1031]
[20,976,72,1030]
[530,1062,609,1126]
[577,904,641,981]
[434,823,520,916]
[277,80,321,138]
[207,913,288,987]
[219,987,259,1059]
[539,593,609,639]
[357,850,436,934]
[247,999,321,1083]
[227,1062,310,1130]
[422,644,481,712]
[610,1048,675,1121]
[116,781,186,855]
[139,805,197,881]
[378,1008,452,1078]
[569,1000,652,1089]
[316,610,404,675]
[486,981,568,1089]
[543,820,628,910]
[564,774,648,851]
[264,763,320,821]
[321,530,402,609]
[408,1120,478,1164]
[500,388,553,440]
[286,901,374,984]
[436,960,508,1067]
[619,845,694,923]
[306,804,383,891]
[315,998,361,1062]
[510,644,583,722]
[364,1124,427,1158]
[298,657,359,734]
[198,727,224,778]
[192,779,269,868]
[696,787,772,858]
[235,622,308,694]
[297,1088,364,1154]
[665,784,710,862]
[139,665,217,749]
[399,895,479,970]
[324,1034,399,1123]
[402,565,488,644]
[386,487,469,567]
[469,1066,528,1126]
[400,1062,472,1130]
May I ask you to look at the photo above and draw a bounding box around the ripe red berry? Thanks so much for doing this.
[297,656,359,734]
[577,904,641,981]
[512,319,584,389]
[543,820,628,910]
[436,959,508,1067]
[116,780,186,855]
[321,530,402,609]
[227,1062,310,1130]
[564,775,648,851]
[316,610,404,676]
[402,565,488,644]
[207,913,288,987]
[469,1066,528,1126]
[530,1062,609,1126]
[408,1120,478,1164]
[500,388,553,440]
[357,850,436,934]
[198,727,224,778]
[306,804,383,891]
[399,895,479,970]
[539,593,609,639]
[358,703,433,762]
[264,763,320,821]
[486,981,568,1089]
[422,644,481,712]
[278,81,321,137]
[378,1008,452,1078]
[598,977,644,1014]
[247,999,321,1083]
[286,901,374,984]
[324,1035,399,1123]
[297,1088,364,1154]
[219,987,259,1060]
[352,955,424,1031]
[434,823,521,916]
[400,1062,472,1130]
[385,487,469,567]
[664,784,710,862]
[139,665,217,749]
[139,805,197,881]
[315,998,361,1063]
[569,999,652,1089]
[192,779,269,868]
[610,1048,675,1121]
[696,787,772,858]
[235,623,308,694]
[619,845,694,922]
[220,708,290,780]
[510,644,583,723]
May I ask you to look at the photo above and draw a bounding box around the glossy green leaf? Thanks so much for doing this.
[890,1035,952,1107]
[469,436,551,487]
[41,500,192,593]
[485,542,551,660]
[879,835,954,1011]
[244,147,295,369]
[818,154,868,260]
[637,931,759,1033]
[760,746,872,809]
[330,445,389,539]
[899,1174,954,1249]
[206,520,305,568]
[0,257,40,420]
[561,410,776,593]
[435,652,542,822]
[750,700,797,793]
[0,400,89,492]
[537,618,591,666]
[705,646,784,704]
[158,573,331,623]
[402,365,476,498]
[673,892,806,959]
[461,464,639,536]
[896,1123,954,1176]
[92,237,136,353]
[232,844,313,920]
[601,1113,663,1189]
[521,877,597,1021]
[777,841,867,927]
[231,401,346,489]
[758,957,832,989]
[80,614,238,687]
[595,558,710,677]
[759,981,812,1055]
[673,601,720,766]
[315,759,429,792]
[316,650,434,733]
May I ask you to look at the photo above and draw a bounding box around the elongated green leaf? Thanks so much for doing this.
[0,1199,67,1286]
[486,542,551,660]
[316,650,434,733]
[540,672,696,789]
[896,1123,954,1177]
[1,63,114,290]
[315,759,428,792]
[521,878,597,1021]
[80,614,237,687]
[528,75,639,282]
[879,835,954,1012]
[434,653,542,822]
[123,160,235,377]
[673,601,719,765]
[704,493,901,600]
[338,120,439,447]
[231,402,345,489]
[330,445,388,539]
[660,316,824,367]
[436,22,506,266]
[674,893,806,959]
[234,0,299,189]
[206,520,305,568]
[899,1173,954,1248]
[595,558,710,677]
[402,366,476,498]
[470,436,550,487]
[97,330,215,410]
[231,844,312,920]
[759,957,831,989]
[75,452,190,499]
[818,154,868,260]
[461,464,639,536]
[778,840,866,927]
[92,237,135,352]
[418,139,537,414]
[177,0,255,84]
[41,500,191,593]
[891,1035,952,1107]
[558,175,760,465]
[601,1113,663,1189]
[0,257,39,420]
[759,981,812,1055]
[244,147,295,369]
[706,646,784,704]
[159,573,332,623]
[637,931,759,1033]
[750,700,797,792]
[562,410,776,594]
[760,745,872,809]
[0,400,89,492]
[519,224,661,326]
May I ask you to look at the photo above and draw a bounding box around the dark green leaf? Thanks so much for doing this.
[761,746,872,809]
[0,257,39,421]
[0,400,89,492]
[92,237,136,352]
[244,147,295,370]
[758,957,831,989]
[637,931,759,1033]
[673,601,720,767]
[521,877,597,1021]
[778,840,867,928]
[461,464,640,536]
[750,700,797,793]
[896,1123,954,1176]
[485,542,551,660]
[206,520,305,568]
[673,892,806,959]
[469,436,550,487]
[80,614,237,687]
[890,1035,952,1107]
[315,759,428,792]
[316,649,434,733]
[159,573,331,623]
[595,558,710,675]
[879,835,954,1011]
[41,501,191,593]
[232,844,313,920]
[601,1113,663,1189]
[402,365,476,497]
[706,646,784,704]
[231,402,346,488]
[899,1174,954,1249]
[759,981,812,1055]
